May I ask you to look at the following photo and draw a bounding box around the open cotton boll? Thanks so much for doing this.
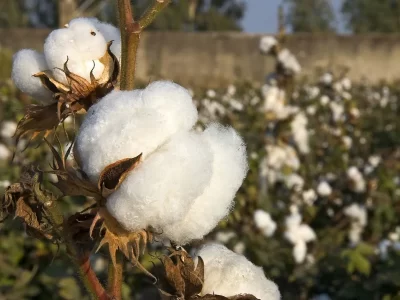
[44,19,107,83]
[254,209,277,237]
[197,244,280,300]
[162,124,248,244]
[106,131,213,232]
[278,48,301,74]
[75,81,198,182]
[293,241,307,263]
[11,50,53,104]
[259,36,277,54]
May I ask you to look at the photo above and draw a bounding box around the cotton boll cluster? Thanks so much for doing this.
[344,204,367,245]
[259,36,278,55]
[302,189,317,206]
[197,244,280,299]
[12,18,120,102]
[347,166,366,193]
[254,209,277,237]
[330,101,345,122]
[75,81,248,245]
[284,206,316,263]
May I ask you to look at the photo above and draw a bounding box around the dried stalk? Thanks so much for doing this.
[117,0,171,90]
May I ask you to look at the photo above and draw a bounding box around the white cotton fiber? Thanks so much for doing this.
[69,18,121,60]
[44,18,107,83]
[162,124,248,245]
[74,81,198,182]
[259,36,277,54]
[11,49,53,104]
[197,244,281,300]
[106,131,213,231]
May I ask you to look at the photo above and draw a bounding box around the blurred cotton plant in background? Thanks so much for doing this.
[0,1,284,299]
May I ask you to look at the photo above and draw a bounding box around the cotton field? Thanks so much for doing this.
[1,28,400,300]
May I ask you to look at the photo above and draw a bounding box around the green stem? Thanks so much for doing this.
[107,252,124,300]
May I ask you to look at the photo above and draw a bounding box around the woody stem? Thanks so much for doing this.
[117,0,170,90]
[107,252,124,300]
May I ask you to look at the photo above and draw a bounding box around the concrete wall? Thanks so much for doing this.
[2,29,400,87]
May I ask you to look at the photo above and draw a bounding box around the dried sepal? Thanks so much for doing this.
[89,208,154,280]
[14,103,63,147]
[44,138,101,200]
[159,247,204,299]
[98,154,142,197]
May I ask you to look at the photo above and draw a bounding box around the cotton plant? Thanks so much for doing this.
[11,17,120,145]
[1,1,285,299]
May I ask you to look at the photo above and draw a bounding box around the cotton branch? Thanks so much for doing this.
[117,0,171,90]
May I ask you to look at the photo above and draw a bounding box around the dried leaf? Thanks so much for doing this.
[1,166,59,242]
[98,154,142,197]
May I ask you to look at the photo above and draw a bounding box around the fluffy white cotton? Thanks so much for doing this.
[302,189,317,205]
[344,203,367,227]
[284,173,305,192]
[317,181,332,197]
[330,102,345,122]
[197,244,280,300]
[254,209,277,237]
[1,121,17,140]
[106,131,213,231]
[285,209,316,263]
[11,49,53,103]
[320,72,333,85]
[75,81,198,182]
[278,49,301,74]
[162,124,248,244]
[347,166,366,193]
[291,112,310,154]
[265,144,300,171]
[69,18,121,60]
[215,231,236,244]
[44,18,107,83]
[342,136,353,149]
[0,143,11,160]
[259,36,278,54]
[293,241,307,264]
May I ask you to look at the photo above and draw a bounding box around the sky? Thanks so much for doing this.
[242,0,346,34]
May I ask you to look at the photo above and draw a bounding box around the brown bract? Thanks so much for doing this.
[14,41,119,148]
[90,207,155,280]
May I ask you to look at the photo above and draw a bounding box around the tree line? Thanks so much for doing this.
[1,0,400,33]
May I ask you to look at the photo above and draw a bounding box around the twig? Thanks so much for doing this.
[117,0,171,90]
